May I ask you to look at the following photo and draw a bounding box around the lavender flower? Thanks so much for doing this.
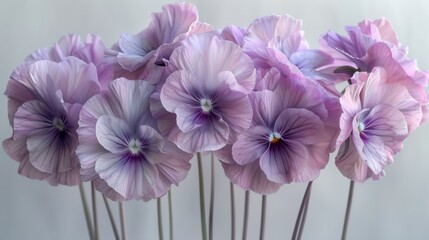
[220,71,340,194]
[112,2,213,82]
[3,57,101,185]
[336,67,421,181]
[77,78,192,201]
[159,33,255,153]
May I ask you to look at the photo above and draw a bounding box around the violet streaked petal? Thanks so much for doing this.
[260,139,308,184]
[335,138,371,182]
[95,153,158,199]
[352,104,408,174]
[160,70,200,113]
[96,115,130,154]
[221,160,281,194]
[248,90,282,127]
[274,108,323,145]
[232,126,271,165]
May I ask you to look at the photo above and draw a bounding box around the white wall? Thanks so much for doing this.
[0,0,428,239]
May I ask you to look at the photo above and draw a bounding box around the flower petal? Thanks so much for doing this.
[232,126,271,165]
[96,115,130,154]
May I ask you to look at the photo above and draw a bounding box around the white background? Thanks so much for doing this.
[1,0,428,239]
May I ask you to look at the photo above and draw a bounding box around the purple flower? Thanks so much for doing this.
[77,78,192,201]
[159,33,255,153]
[220,72,340,194]
[336,67,421,182]
[11,34,113,91]
[113,3,214,83]
[3,57,101,185]
[243,15,335,80]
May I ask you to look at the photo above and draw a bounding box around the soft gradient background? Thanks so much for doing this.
[1,0,428,239]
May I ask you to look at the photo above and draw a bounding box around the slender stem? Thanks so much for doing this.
[102,196,120,240]
[91,182,99,240]
[341,181,355,240]
[168,190,174,240]
[297,182,313,240]
[209,153,215,240]
[242,190,250,240]
[79,184,94,240]
[119,202,127,240]
[230,182,236,240]
[291,181,313,240]
[197,152,208,240]
[259,195,267,240]
[158,198,164,240]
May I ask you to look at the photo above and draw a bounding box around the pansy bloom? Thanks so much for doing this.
[243,15,335,80]
[112,2,213,83]
[159,33,255,153]
[336,67,421,182]
[220,70,340,194]
[3,57,101,185]
[77,78,192,201]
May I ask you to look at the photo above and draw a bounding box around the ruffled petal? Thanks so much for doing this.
[96,115,130,154]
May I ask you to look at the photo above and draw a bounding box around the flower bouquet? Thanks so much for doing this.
[3,2,427,240]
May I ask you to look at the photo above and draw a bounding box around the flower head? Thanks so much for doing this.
[159,33,255,153]
[220,71,340,194]
[77,78,192,201]
[113,2,214,83]
[336,67,421,182]
[3,57,101,185]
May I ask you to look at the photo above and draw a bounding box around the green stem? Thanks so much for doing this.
[341,181,355,240]
[91,182,99,240]
[119,202,127,240]
[209,153,215,240]
[242,190,250,240]
[158,198,164,240]
[102,196,120,240]
[259,195,267,240]
[197,152,208,240]
[168,190,174,240]
[230,182,236,240]
[79,184,94,240]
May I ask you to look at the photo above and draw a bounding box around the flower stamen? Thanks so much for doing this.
[128,138,141,155]
[200,98,213,113]
[269,132,282,144]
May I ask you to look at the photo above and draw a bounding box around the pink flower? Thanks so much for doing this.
[243,15,335,80]
[11,34,113,91]
[336,67,421,182]
[3,57,101,185]
[112,2,214,83]
[159,33,255,153]
[77,78,192,201]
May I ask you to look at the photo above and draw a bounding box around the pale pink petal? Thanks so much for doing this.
[221,160,281,194]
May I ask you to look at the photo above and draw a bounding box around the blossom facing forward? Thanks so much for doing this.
[159,33,255,153]
[77,78,192,201]
[3,57,101,185]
